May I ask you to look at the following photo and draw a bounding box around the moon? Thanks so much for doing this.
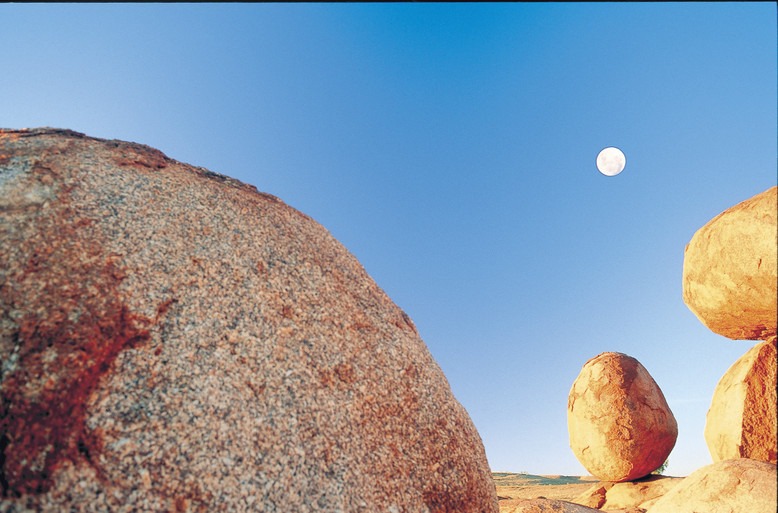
[596,147,626,176]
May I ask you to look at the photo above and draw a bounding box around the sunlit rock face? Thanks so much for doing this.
[645,458,778,513]
[567,352,677,482]
[683,186,778,468]
[705,337,777,464]
[682,186,777,341]
[0,128,498,512]
[571,475,683,511]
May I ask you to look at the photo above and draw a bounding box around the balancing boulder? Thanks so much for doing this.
[682,186,777,341]
[0,128,498,512]
[567,352,677,482]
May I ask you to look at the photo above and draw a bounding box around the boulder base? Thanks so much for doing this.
[571,475,682,511]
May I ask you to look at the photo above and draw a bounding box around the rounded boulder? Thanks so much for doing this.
[682,186,778,340]
[567,352,677,482]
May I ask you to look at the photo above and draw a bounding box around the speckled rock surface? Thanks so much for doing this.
[645,459,777,513]
[682,186,777,341]
[0,128,498,512]
[567,353,677,482]
[705,337,777,464]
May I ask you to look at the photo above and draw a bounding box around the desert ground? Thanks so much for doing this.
[493,472,599,502]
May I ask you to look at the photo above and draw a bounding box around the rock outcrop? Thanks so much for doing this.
[645,458,777,513]
[571,483,611,509]
[705,336,777,464]
[682,186,777,340]
[567,353,677,482]
[0,128,498,512]
[501,498,602,513]
[571,475,682,511]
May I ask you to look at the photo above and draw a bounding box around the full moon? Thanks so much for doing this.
[596,147,626,176]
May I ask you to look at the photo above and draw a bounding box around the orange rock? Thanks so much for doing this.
[682,186,778,340]
[705,337,777,464]
[600,475,682,510]
[571,475,683,510]
[500,497,602,513]
[570,483,612,508]
[567,353,677,482]
[0,128,498,512]
[645,459,777,513]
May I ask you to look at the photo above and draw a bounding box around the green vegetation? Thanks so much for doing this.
[652,459,669,475]
[492,473,585,486]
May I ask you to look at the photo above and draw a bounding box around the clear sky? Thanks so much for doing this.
[2,3,775,477]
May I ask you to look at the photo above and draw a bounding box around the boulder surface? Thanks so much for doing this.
[571,475,682,511]
[599,475,682,510]
[0,128,498,512]
[645,458,777,513]
[682,186,778,340]
[567,352,677,482]
[500,498,601,513]
[705,336,777,464]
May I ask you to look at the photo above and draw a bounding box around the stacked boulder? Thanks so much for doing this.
[704,337,777,463]
[0,129,499,512]
[683,186,777,464]
[559,188,778,513]
[682,186,777,341]
[567,352,678,483]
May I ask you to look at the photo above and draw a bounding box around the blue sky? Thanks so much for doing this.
[2,3,775,477]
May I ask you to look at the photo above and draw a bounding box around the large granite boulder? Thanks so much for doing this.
[682,186,778,340]
[567,352,677,482]
[645,458,777,513]
[705,337,777,464]
[0,128,498,512]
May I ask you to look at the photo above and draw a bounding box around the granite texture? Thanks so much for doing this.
[0,128,498,512]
